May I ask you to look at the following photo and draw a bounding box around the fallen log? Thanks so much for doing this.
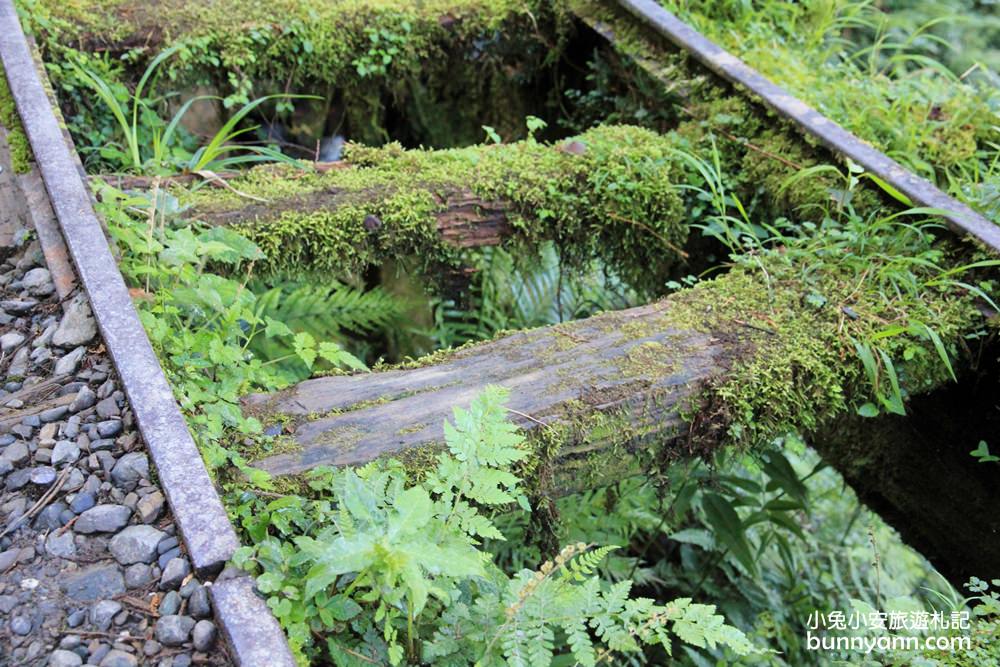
[245,257,980,482]
[175,125,691,282]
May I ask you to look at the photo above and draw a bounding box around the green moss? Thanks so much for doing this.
[664,246,980,450]
[0,61,33,173]
[183,125,690,288]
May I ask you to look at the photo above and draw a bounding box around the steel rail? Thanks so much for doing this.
[616,0,1000,254]
[0,2,294,664]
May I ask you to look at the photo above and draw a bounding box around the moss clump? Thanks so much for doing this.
[182,125,690,289]
[0,61,33,173]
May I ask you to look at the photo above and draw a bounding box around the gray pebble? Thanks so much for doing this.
[46,530,76,560]
[124,563,153,588]
[109,525,166,565]
[110,453,147,490]
[96,420,122,439]
[75,505,131,534]
[158,590,181,616]
[47,649,83,667]
[39,405,69,423]
[188,586,211,619]
[159,557,190,590]
[192,619,217,651]
[90,600,122,631]
[69,491,96,514]
[155,614,195,646]
[99,650,137,667]
[70,385,96,413]
[54,346,87,376]
[52,294,97,348]
[10,615,31,635]
[30,465,57,485]
[51,440,80,466]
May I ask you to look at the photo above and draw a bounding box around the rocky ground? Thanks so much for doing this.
[0,234,232,665]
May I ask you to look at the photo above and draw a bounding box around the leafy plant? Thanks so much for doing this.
[231,388,756,665]
[71,45,310,174]
[97,183,365,485]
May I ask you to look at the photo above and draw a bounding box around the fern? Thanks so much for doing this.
[248,279,404,380]
[237,389,757,666]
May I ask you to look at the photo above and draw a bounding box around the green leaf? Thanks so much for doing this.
[701,494,757,575]
[856,402,880,418]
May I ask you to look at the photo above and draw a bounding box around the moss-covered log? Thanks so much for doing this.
[176,125,690,284]
[244,245,982,481]
[22,0,573,147]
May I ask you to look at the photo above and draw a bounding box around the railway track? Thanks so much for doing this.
[0,0,995,665]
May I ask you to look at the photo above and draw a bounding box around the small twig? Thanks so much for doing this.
[605,212,690,259]
[505,407,551,429]
[0,467,71,538]
[733,319,777,336]
[554,328,587,344]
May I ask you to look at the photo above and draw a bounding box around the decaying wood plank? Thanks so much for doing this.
[245,300,740,489]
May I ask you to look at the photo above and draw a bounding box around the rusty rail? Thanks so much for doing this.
[615,0,1000,254]
[0,1,294,664]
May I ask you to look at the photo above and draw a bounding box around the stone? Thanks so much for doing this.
[54,346,87,376]
[192,620,217,652]
[158,591,181,616]
[52,294,97,348]
[160,557,190,590]
[10,615,31,635]
[0,548,18,571]
[99,649,137,667]
[46,531,76,559]
[157,547,181,569]
[1,441,28,465]
[48,649,83,667]
[66,609,86,627]
[156,536,178,555]
[0,331,24,352]
[29,466,57,485]
[63,468,83,493]
[8,347,28,377]
[22,267,53,296]
[124,563,152,588]
[109,525,166,565]
[74,505,131,534]
[142,640,161,656]
[70,385,96,413]
[95,397,120,419]
[110,453,147,490]
[96,420,122,438]
[188,586,211,619]
[155,615,195,647]
[69,491,96,514]
[63,564,126,601]
[51,440,80,466]
[136,491,164,524]
[90,600,123,631]
[1,299,37,313]
[39,405,69,423]
[33,502,67,531]
[5,468,30,491]
[0,595,16,613]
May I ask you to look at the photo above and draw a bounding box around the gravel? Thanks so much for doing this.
[0,190,230,666]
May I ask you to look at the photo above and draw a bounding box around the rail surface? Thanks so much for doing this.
[0,1,294,664]
[616,0,1000,254]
